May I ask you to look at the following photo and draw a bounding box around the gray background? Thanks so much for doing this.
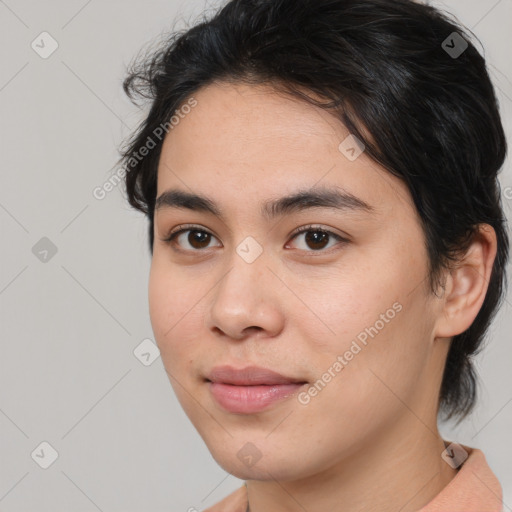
[0,0,511,510]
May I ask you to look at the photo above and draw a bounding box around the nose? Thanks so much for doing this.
[205,252,285,341]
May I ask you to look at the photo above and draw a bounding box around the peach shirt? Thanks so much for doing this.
[205,444,503,512]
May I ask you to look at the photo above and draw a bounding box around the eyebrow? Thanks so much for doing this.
[154,186,375,221]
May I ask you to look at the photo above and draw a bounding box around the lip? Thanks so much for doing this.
[205,365,308,414]
[206,365,307,386]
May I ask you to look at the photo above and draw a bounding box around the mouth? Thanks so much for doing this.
[205,365,308,413]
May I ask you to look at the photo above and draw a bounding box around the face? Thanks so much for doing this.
[149,81,447,481]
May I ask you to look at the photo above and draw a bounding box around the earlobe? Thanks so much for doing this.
[434,224,497,339]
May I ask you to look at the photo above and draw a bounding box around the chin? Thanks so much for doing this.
[204,439,311,482]
[213,454,298,481]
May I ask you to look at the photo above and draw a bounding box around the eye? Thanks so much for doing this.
[286,224,348,252]
[161,224,349,253]
[162,224,221,252]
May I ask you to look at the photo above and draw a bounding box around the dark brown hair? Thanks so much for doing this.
[119,0,509,424]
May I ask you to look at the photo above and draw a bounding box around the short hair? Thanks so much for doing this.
[119,0,509,424]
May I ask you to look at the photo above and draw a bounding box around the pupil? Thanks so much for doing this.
[306,231,328,250]
[190,230,210,248]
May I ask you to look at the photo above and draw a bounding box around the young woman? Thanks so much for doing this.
[119,0,509,510]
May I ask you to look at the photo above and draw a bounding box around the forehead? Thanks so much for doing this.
[161,81,348,169]
[156,81,415,219]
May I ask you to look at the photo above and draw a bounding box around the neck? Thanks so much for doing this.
[245,415,458,512]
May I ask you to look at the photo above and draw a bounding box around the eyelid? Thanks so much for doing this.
[288,223,348,240]
[162,224,217,243]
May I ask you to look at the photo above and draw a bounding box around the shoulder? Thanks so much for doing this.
[203,484,248,512]
[419,443,503,511]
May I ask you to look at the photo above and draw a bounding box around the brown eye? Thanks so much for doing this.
[288,225,348,252]
[184,230,212,249]
[303,230,330,250]
[163,225,221,252]
[162,224,348,254]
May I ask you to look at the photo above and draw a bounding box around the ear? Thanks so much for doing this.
[434,224,497,339]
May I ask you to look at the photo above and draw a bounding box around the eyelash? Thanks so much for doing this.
[161,224,349,254]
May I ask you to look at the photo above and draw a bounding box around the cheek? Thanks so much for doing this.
[148,260,211,382]
[301,262,432,415]
[295,320,419,457]
[148,262,191,358]
[148,266,200,412]
[148,263,171,342]
[317,298,432,429]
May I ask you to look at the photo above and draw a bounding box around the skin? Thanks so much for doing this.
[149,81,497,512]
